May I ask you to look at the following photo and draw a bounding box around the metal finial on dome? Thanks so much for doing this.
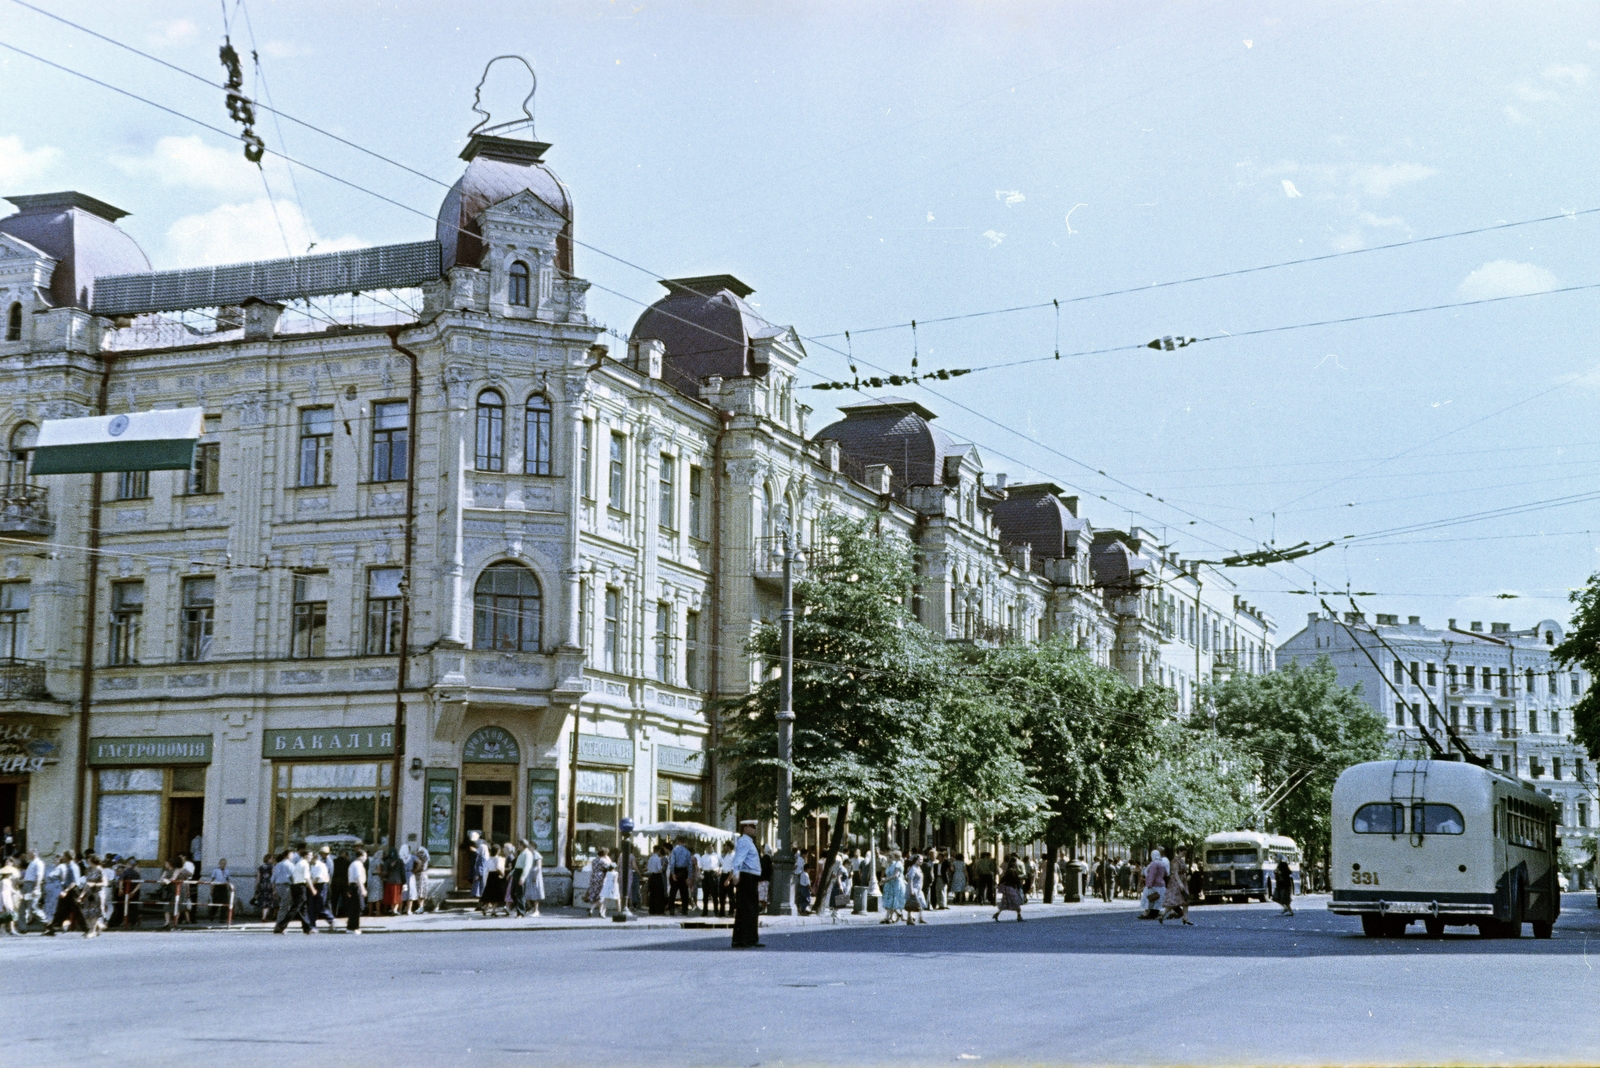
[468,55,538,139]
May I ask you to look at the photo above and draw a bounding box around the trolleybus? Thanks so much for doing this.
[1329,758,1559,938]
[1199,831,1300,903]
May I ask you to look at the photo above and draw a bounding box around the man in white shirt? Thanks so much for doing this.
[728,820,764,949]
[208,859,232,921]
[307,851,335,930]
[269,850,293,931]
[697,847,721,916]
[344,849,367,933]
[21,850,45,926]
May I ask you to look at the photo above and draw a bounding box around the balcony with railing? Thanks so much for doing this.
[0,658,49,700]
[0,483,52,537]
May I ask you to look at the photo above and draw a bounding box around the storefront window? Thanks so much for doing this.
[94,769,162,860]
[92,765,206,863]
[271,761,392,852]
[574,767,624,860]
[656,776,702,822]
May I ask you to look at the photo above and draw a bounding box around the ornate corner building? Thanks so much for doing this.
[0,115,1272,900]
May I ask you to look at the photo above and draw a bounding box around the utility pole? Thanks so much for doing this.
[772,522,798,915]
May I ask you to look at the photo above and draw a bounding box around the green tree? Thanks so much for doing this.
[1117,721,1260,853]
[1552,574,1600,758]
[980,638,1169,885]
[714,515,947,828]
[1203,657,1391,874]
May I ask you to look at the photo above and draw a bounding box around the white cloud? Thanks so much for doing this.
[994,190,1025,205]
[980,229,1005,248]
[1543,63,1590,85]
[145,18,197,46]
[1457,260,1559,301]
[259,39,312,59]
[164,199,366,267]
[1512,83,1560,103]
[1348,163,1437,196]
[1281,179,1302,198]
[0,135,60,185]
[1504,104,1531,124]
[111,135,289,198]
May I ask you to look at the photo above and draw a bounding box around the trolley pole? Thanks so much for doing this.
[772,524,798,915]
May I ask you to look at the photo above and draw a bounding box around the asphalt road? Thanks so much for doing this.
[4,893,1599,1067]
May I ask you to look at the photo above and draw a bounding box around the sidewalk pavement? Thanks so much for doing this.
[144,892,1313,935]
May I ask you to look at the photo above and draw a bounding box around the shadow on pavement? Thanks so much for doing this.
[608,898,1600,958]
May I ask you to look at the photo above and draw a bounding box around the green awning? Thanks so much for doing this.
[31,408,204,475]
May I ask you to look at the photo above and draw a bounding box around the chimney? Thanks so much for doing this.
[1308,612,1321,624]
[241,297,285,340]
[1448,618,1456,629]
[629,337,665,379]
[1470,621,1483,632]
[821,439,840,473]
[1491,622,1509,634]
[1408,616,1421,626]
[863,463,893,495]
[993,473,1007,490]
[1061,495,1079,517]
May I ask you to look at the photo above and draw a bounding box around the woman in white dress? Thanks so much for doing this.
[523,845,545,917]
[950,852,969,904]
[399,844,418,912]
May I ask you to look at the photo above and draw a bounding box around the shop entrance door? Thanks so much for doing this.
[0,778,23,851]
[167,796,204,865]
[459,769,516,889]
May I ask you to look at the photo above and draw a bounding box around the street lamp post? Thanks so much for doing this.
[771,523,798,915]
[614,817,634,921]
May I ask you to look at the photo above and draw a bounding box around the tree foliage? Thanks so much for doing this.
[976,639,1168,848]
[1203,657,1391,867]
[1117,722,1260,850]
[1552,574,1600,759]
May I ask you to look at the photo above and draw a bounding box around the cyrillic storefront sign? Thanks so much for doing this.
[658,744,706,777]
[576,734,632,767]
[88,734,213,766]
[262,727,394,758]
[463,725,520,763]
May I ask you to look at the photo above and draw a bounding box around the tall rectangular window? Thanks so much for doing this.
[1553,757,1563,781]
[658,455,675,531]
[179,577,215,662]
[685,609,701,690]
[1394,701,1405,727]
[1580,801,1590,828]
[1409,662,1420,685]
[109,581,143,666]
[182,414,221,495]
[689,466,704,539]
[299,408,334,487]
[1529,710,1540,733]
[1465,665,1475,689]
[0,581,28,660]
[524,395,552,475]
[364,567,403,655]
[115,470,149,500]
[580,419,593,499]
[475,391,505,472]
[1499,668,1509,696]
[1426,662,1437,686]
[292,572,328,659]
[1549,672,1561,698]
[603,588,619,673]
[608,432,626,510]
[1447,665,1458,689]
[371,401,409,482]
[1573,672,1583,697]
[1551,709,1560,734]
[187,441,221,495]
[654,601,672,683]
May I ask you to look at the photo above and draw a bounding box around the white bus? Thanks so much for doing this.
[1330,758,1560,938]
[1199,831,1300,903]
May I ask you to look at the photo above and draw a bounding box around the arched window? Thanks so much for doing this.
[524,394,551,475]
[473,562,542,651]
[475,390,504,471]
[508,261,531,307]
[5,423,36,490]
[5,303,20,342]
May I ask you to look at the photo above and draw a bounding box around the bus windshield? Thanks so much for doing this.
[1206,849,1259,865]
[1353,803,1404,834]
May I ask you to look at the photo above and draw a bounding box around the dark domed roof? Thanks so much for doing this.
[991,484,1085,561]
[437,135,572,272]
[630,275,786,395]
[814,397,958,494]
[0,192,150,309]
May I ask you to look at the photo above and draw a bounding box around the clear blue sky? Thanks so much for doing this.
[3,1,1597,643]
